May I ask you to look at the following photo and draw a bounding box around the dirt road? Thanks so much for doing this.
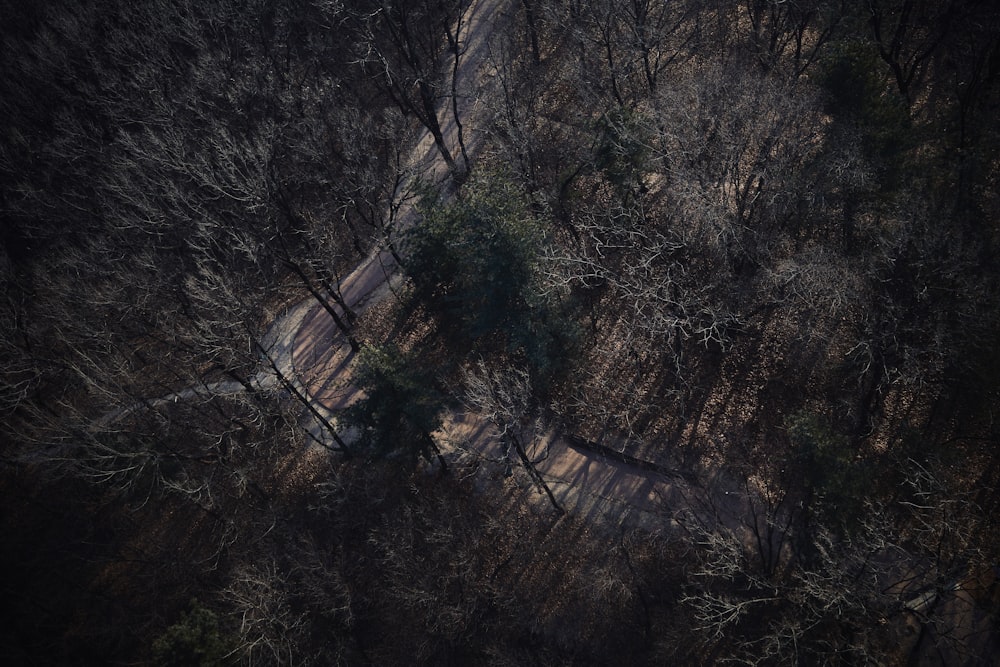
[270,0,748,532]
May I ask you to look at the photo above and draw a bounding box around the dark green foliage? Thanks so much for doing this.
[343,345,445,465]
[406,175,540,338]
[789,411,870,533]
[404,174,579,382]
[595,106,652,193]
[152,600,233,667]
[816,40,914,185]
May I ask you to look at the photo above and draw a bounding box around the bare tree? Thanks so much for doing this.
[675,447,1000,664]
[462,360,563,513]
[555,0,697,106]
[348,0,470,180]
[868,0,958,104]
[742,0,845,76]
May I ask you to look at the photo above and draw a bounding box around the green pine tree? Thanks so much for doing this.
[151,600,232,667]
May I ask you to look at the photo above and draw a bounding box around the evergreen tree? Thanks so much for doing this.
[404,174,577,382]
[151,600,233,667]
[343,345,447,470]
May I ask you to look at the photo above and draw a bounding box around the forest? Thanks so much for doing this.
[1,0,999,664]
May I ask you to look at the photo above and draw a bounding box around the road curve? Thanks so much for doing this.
[278,0,738,532]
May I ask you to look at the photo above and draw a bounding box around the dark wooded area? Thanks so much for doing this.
[2,0,999,664]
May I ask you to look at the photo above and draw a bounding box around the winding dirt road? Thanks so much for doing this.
[264,0,739,531]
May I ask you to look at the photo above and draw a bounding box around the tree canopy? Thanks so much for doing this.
[404,174,577,381]
[342,345,446,468]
